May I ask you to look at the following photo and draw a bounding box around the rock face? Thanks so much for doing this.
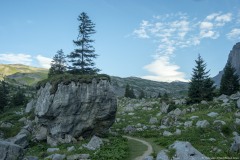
[213,42,240,86]
[28,78,117,141]
[0,140,23,160]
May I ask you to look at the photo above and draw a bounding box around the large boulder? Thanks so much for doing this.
[169,141,209,160]
[0,140,23,160]
[230,135,240,152]
[28,77,117,141]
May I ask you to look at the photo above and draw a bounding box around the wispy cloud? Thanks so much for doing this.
[227,28,240,40]
[36,55,52,69]
[133,12,234,82]
[0,53,32,65]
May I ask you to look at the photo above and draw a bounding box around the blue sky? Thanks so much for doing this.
[0,0,240,82]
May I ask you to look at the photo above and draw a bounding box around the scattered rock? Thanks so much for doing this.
[201,100,208,104]
[230,136,240,152]
[47,148,60,153]
[190,116,199,120]
[237,99,240,109]
[174,129,181,135]
[169,141,209,160]
[235,110,240,117]
[235,118,240,125]
[128,112,135,116]
[0,140,23,160]
[230,92,240,100]
[196,120,210,128]
[18,117,27,123]
[35,126,48,141]
[23,156,39,160]
[1,122,13,128]
[207,112,219,117]
[67,154,89,160]
[184,121,193,127]
[172,108,182,116]
[84,135,103,150]
[156,149,169,160]
[149,117,158,124]
[144,156,154,160]
[47,136,59,147]
[67,146,75,152]
[8,132,29,148]
[163,131,173,137]
[160,102,169,113]
[25,99,36,113]
[124,125,136,133]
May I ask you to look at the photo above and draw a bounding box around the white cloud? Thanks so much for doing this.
[206,13,220,21]
[133,20,150,39]
[200,21,213,30]
[0,53,32,65]
[142,56,187,82]
[227,28,240,40]
[215,13,232,26]
[36,55,52,68]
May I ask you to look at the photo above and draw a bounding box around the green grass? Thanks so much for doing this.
[126,138,147,160]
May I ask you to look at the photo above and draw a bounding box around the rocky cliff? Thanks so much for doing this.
[213,42,240,86]
[27,76,117,144]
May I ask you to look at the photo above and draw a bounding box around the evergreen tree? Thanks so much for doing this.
[162,92,169,102]
[68,12,99,74]
[220,61,239,95]
[139,90,145,99]
[157,92,162,98]
[48,49,67,77]
[188,55,215,103]
[124,84,136,98]
[11,89,27,106]
[0,80,8,111]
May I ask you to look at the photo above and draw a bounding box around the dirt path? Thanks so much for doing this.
[123,135,153,160]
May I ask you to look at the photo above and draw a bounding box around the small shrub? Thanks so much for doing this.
[221,125,232,136]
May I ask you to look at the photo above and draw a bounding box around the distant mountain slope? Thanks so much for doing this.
[213,42,240,86]
[111,76,188,98]
[0,64,48,85]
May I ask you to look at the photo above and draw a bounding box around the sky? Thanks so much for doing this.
[0,0,240,82]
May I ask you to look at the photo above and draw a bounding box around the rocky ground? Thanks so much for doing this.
[1,92,240,159]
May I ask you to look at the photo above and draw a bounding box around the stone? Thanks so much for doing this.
[124,125,136,133]
[172,108,182,116]
[174,129,181,135]
[67,146,75,152]
[160,102,169,113]
[1,122,13,128]
[207,112,219,117]
[213,120,226,125]
[156,149,169,160]
[169,141,209,160]
[35,126,48,141]
[149,117,158,124]
[8,133,29,148]
[237,99,240,109]
[85,135,103,150]
[230,92,240,100]
[144,156,154,160]
[235,111,240,117]
[196,120,210,128]
[201,100,208,104]
[184,121,193,127]
[23,156,39,160]
[235,118,240,125]
[163,131,173,137]
[47,136,59,147]
[30,78,117,140]
[230,136,240,152]
[18,117,27,123]
[47,148,60,152]
[190,116,199,120]
[0,140,23,160]
[45,154,66,160]
[233,132,239,136]
[67,154,89,160]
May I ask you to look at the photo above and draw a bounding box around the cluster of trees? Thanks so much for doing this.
[48,12,99,78]
[0,79,27,112]
[188,55,239,103]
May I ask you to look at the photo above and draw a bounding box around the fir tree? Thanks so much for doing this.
[124,84,136,98]
[188,55,215,103]
[220,61,239,95]
[48,49,66,77]
[157,92,162,98]
[11,89,27,106]
[0,80,8,111]
[68,12,100,74]
[139,90,145,99]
